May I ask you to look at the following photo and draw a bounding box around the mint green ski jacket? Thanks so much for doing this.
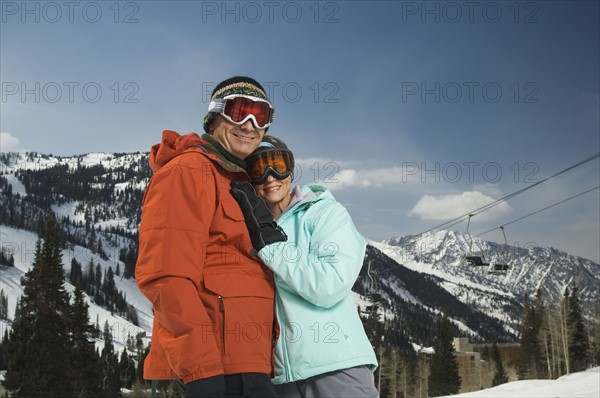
[258,185,378,385]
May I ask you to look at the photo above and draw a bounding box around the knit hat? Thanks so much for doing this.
[203,76,270,133]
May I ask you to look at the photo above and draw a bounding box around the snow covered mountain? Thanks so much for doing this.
[1,151,599,350]
[377,230,600,325]
[1,151,152,351]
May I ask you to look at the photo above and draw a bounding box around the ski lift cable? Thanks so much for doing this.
[430,152,599,231]
[416,152,600,237]
[476,185,600,237]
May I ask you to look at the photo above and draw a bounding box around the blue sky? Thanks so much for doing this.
[1,0,599,261]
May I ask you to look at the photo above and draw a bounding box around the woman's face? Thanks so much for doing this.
[254,174,292,206]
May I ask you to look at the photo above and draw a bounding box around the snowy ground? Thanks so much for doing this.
[443,367,600,398]
[2,368,598,397]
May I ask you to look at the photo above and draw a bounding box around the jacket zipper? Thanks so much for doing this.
[218,295,225,355]
[276,294,293,382]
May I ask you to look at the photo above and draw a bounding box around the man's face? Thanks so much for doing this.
[210,115,266,159]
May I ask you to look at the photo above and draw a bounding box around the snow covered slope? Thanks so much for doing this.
[444,367,599,398]
[0,225,153,351]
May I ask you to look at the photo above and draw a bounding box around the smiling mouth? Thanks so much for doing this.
[232,132,255,141]
[263,185,280,193]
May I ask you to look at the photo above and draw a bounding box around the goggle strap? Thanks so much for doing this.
[208,96,272,112]
[207,99,226,113]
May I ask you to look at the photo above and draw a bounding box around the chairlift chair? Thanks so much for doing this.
[466,256,489,266]
[488,226,510,275]
[464,214,489,267]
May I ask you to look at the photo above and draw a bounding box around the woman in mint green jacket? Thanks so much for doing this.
[233,136,379,398]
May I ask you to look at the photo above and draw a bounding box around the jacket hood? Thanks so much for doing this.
[300,185,335,206]
[300,184,332,202]
[149,130,204,172]
[282,185,333,219]
[149,130,246,173]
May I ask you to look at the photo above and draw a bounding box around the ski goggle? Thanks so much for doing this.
[246,149,294,184]
[208,94,274,129]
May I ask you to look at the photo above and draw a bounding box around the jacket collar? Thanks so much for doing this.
[149,130,248,174]
[199,133,247,173]
[279,185,332,221]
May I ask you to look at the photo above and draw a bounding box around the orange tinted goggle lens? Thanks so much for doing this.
[247,151,293,182]
[224,97,273,127]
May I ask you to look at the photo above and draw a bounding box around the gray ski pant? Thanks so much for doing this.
[274,365,380,398]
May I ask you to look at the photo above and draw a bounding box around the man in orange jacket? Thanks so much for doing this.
[136,76,286,398]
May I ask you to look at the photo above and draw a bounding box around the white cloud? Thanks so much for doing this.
[408,191,513,221]
[472,183,505,197]
[295,158,421,191]
[0,132,27,152]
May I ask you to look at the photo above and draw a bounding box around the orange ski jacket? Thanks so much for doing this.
[136,130,277,383]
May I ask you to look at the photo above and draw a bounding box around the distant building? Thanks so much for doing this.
[416,338,521,394]
[453,338,482,392]
[473,341,521,367]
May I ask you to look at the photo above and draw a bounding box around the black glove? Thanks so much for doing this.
[183,375,225,398]
[230,180,287,253]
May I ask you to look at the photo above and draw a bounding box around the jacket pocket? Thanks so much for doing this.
[221,198,245,222]
[204,273,275,363]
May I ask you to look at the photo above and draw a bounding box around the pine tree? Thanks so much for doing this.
[95,314,101,338]
[2,216,72,397]
[517,295,542,379]
[95,263,103,292]
[100,321,122,397]
[137,343,151,389]
[68,282,102,397]
[593,314,600,367]
[85,259,95,296]
[105,266,116,314]
[0,329,8,371]
[118,349,135,390]
[428,313,461,396]
[0,289,8,320]
[491,341,508,386]
[567,283,590,372]
[0,247,14,267]
[106,266,116,296]
[70,258,83,285]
